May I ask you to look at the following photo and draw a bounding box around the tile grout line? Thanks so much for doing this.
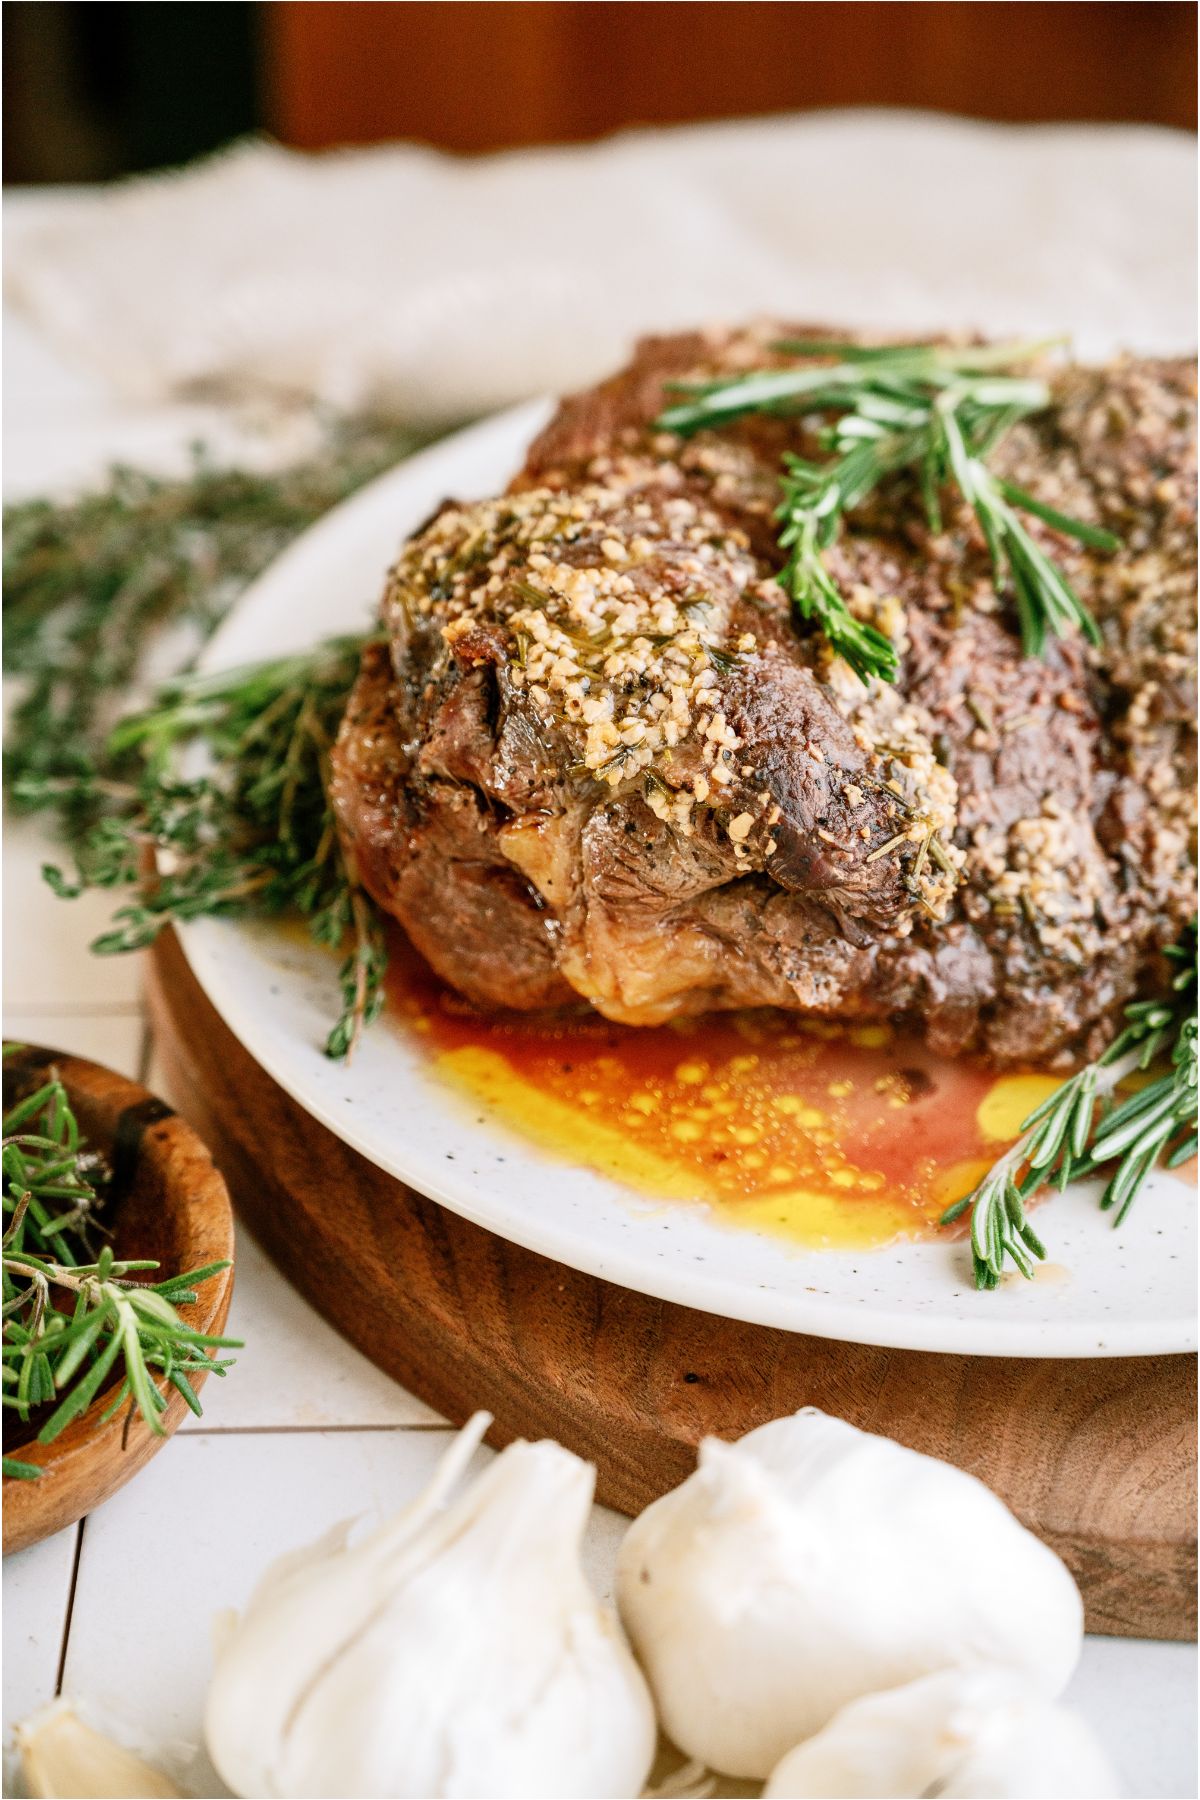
[179,1420,453,1437]
[52,1517,87,1699]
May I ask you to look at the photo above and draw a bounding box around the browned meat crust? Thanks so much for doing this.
[332,326,1197,1067]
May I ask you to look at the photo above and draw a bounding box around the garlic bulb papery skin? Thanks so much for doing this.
[205,1412,656,1799]
[615,1408,1084,1780]
[763,1668,1120,1798]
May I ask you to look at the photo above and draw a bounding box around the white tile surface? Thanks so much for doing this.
[1,1010,145,1080]
[3,816,145,1011]
[1,1525,81,1796]
[2,1526,78,1727]
[1071,1636,1199,1800]
[178,1229,441,1432]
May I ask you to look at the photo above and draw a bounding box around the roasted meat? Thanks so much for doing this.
[331,328,1196,1067]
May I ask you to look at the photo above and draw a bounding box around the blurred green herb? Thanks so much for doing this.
[4,418,436,1057]
[4,418,431,831]
[3,1052,239,1477]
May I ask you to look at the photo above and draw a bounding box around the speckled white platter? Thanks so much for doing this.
[177,402,1196,1357]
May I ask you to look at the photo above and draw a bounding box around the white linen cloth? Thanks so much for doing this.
[5,112,1195,430]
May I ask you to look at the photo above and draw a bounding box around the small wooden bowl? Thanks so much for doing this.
[3,1045,235,1555]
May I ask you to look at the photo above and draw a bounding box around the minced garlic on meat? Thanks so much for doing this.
[385,482,761,836]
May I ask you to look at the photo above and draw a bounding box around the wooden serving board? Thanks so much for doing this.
[146,928,1196,1641]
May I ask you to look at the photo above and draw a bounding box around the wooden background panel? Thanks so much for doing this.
[263,1,1198,155]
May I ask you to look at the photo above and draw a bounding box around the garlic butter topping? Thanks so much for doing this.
[383,480,960,924]
[386,481,761,838]
[830,672,965,924]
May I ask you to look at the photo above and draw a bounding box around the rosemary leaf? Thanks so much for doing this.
[2,1066,240,1475]
[657,339,1118,681]
[942,920,1198,1287]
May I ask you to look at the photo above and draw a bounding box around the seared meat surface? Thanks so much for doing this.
[332,327,1196,1066]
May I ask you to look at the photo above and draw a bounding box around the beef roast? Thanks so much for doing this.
[331,328,1197,1067]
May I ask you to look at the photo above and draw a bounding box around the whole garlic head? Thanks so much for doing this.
[763,1668,1120,1798]
[206,1413,656,1798]
[615,1409,1083,1780]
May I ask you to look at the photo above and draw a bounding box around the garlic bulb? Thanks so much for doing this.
[15,1701,182,1798]
[615,1408,1083,1779]
[205,1413,656,1798]
[763,1668,1120,1798]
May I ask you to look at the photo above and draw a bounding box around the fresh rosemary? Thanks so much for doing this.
[2,1052,239,1478]
[942,923,1198,1288]
[658,339,1118,683]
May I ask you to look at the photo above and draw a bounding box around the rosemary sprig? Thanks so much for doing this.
[942,922,1198,1288]
[658,339,1118,682]
[775,455,901,684]
[3,1056,239,1476]
[25,636,386,1061]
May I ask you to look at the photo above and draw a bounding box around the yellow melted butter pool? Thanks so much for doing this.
[387,931,1052,1251]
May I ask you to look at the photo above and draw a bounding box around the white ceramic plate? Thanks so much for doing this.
[177,402,1196,1357]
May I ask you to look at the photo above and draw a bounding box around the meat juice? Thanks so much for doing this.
[384,928,1058,1250]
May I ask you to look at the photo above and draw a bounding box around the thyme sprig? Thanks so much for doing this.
[3,1055,239,1478]
[4,422,430,1059]
[942,922,1198,1288]
[658,339,1118,682]
[26,636,385,1061]
[4,418,435,842]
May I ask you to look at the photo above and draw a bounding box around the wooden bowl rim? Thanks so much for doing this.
[3,1046,234,1546]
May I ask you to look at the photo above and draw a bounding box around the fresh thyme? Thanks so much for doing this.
[658,339,1118,683]
[4,417,436,842]
[2,1052,239,1478]
[4,421,434,1058]
[25,636,385,1061]
[941,922,1198,1288]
